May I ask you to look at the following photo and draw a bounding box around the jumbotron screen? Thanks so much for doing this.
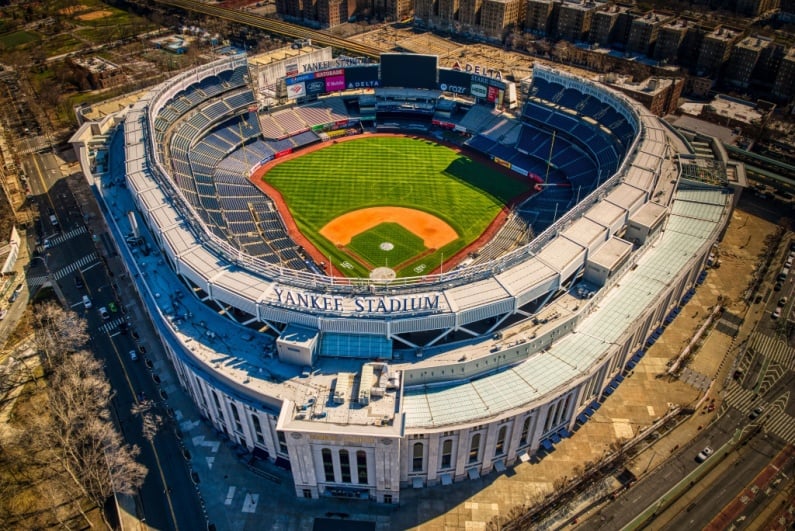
[380,54,438,90]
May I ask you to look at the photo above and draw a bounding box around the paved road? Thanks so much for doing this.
[24,151,206,530]
[578,410,743,531]
[659,434,785,530]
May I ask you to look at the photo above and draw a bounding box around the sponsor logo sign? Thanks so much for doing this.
[287,82,306,99]
[471,83,488,98]
[285,62,299,76]
[347,80,379,88]
[452,61,503,80]
[286,73,314,85]
[487,85,500,103]
[306,79,326,95]
[314,68,344,79]
[324,75,345,92]
[439,82,467,94]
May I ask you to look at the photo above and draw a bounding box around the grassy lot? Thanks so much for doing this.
[264,136,530,277]
[0,30,40,50]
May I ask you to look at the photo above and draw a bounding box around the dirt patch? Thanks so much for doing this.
[76,10,113,21]
[249,132,530,276]
[320,207,457,248]
[58,4,88,15]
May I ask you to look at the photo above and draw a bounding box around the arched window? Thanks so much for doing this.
[339,449,351,483]
[469,433,481,464]
[441,439,453,469]
[412,442,424,472]
[321,448,334,482]
[357,450,368,484]
[520,416,532,446]
[495,426,507,456]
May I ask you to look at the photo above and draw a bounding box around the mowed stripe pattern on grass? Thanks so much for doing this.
[264,136,530,277]
[347,222,426,268]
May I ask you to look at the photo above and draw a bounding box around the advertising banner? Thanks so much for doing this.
[305,79,326,95]
[285,73,314,85]
[314,68,344,79]
[493,156,511,168]
[325,75,345,92]
[510,164,528,177]
[487,85,500,103]
[344,65,380,89]
[471,83,487,98]
[287,82,306,99]
[438,69,471,95]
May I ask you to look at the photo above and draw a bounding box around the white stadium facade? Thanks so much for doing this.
[71,50,741,503]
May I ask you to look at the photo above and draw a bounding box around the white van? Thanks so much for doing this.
[82,295,92,309]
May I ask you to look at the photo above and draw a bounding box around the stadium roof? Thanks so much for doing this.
[401,186,730,429]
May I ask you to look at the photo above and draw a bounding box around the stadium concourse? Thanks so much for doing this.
[69,50,742,506]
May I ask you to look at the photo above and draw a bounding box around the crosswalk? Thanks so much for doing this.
[27,253,99,288]
[748,332,795,369]
[98,316,126,335]
[53,253,99,281]
[722,383,795,443]
[721,331,795,445]
[40,226,87,252]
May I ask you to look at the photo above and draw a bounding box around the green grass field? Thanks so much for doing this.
[0,30,40,50]
[264,136,530,278]
[348,222,426,269]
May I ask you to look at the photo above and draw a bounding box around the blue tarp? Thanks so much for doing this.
[577,413,588,424]
[540,439,554,451]
[559,428,572,438]
[550,432,562,444]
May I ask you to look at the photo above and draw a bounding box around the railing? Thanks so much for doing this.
[135,59,655,296]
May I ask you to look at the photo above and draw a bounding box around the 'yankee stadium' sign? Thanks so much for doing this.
[272,287,442,314]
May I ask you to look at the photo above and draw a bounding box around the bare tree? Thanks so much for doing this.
[26,350,147,528]
[31,301,89,364]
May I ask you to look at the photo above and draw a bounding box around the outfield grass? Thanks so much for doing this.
[348,222,426,269]
[264,136,530,278]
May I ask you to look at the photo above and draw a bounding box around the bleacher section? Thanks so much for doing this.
[259,97,352,140]
[161,76,317,271]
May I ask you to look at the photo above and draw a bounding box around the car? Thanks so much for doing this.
[43,238,52,249]
[750,406,764,420]
[8,292,17,304]
[696,446,714,462]
[778,268,790,281]
[0,309,7,321]
[74,275,84,289]
[49,214,59,227]
[108,301,118,312]
[775,281,784,291]
[772,307,782,319]
[98,307,110,320]
[129,349,138,361]
[82,295,92,309]
[787,258,793,268]
[780,297,788,306]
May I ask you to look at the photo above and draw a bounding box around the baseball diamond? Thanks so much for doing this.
[260,135,529,277]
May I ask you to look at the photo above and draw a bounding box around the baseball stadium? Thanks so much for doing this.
[70,49,740,503]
